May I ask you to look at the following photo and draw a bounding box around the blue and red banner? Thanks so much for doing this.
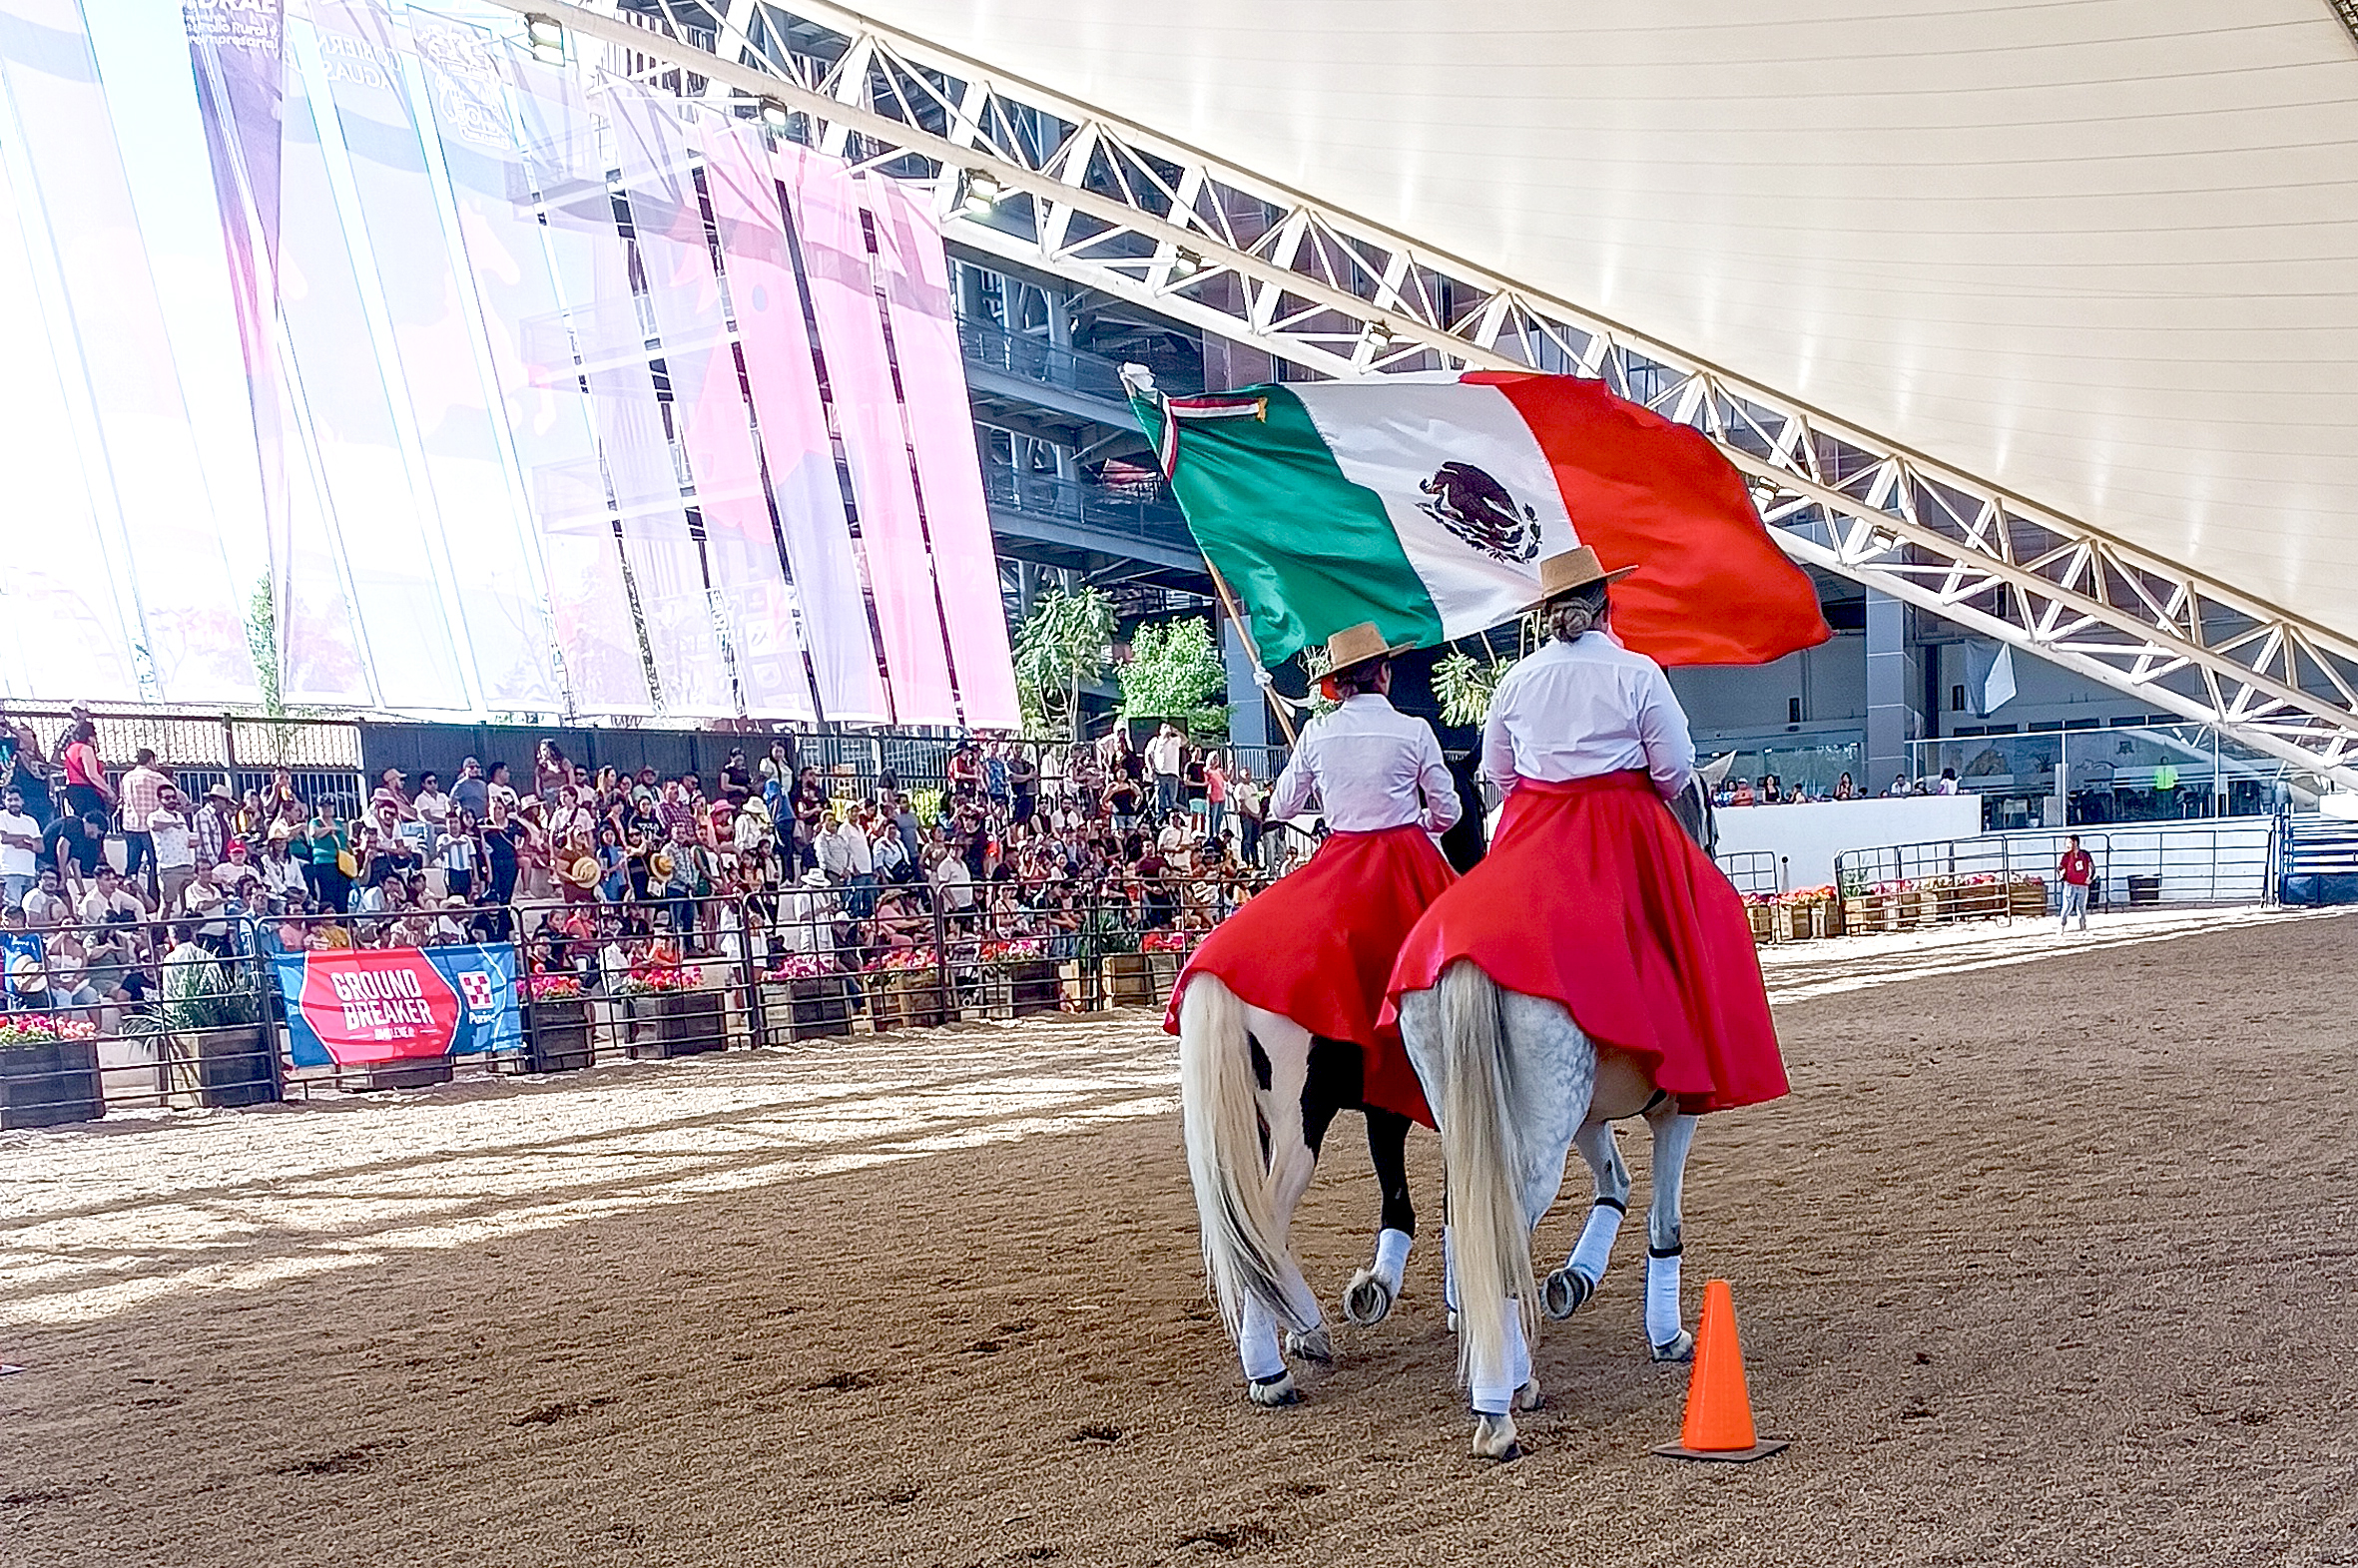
[271,944,521,1068]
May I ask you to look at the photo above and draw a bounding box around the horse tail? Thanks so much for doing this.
[1177,975,1295,1341]
[1433,959,1538,1391]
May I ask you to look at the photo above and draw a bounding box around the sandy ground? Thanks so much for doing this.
[4,906,2357,1566]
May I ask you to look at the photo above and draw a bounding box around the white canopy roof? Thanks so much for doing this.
[860,0,2358,639]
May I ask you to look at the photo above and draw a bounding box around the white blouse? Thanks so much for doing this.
[1269,694,1463,834]
[1481,633,1696,799]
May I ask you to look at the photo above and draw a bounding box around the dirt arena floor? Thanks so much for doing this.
[5,906,2357,1566]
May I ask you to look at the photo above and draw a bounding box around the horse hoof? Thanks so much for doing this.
[1512,1377,1545,1413]
[1342,1270,1395,1327]
[1247,1371,1300,1407]
[1540,1267,1593,1321]
[1286,1325,1334,1364]
[1650,1329,1696,1364]
[1472,1412,1520,1461]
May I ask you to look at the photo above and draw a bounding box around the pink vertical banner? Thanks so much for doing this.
[0,151,141,701]
[870,181,1019,731]
[279,47,466,709]
[775,143,957,727]
[411,11,650,715]
[309,0,558,711]
[703,123,885,724]
[183,0,295,692]
[611,87,812,721]
[0,0,258,703]
[515,61,733,717]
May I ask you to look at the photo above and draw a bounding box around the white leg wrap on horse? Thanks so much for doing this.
[1237,1297,1287,1382]
[1471,1298,1527,1415]
[1567,1201,1624,1282]
[1373,1228,1412,1291]
[1645,1250,1683,1347]
[1442,1226,1458,1313]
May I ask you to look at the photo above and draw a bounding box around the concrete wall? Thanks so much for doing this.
[1668,632,1866,744]
[1713,794,1985,889]
[1669,629,2170,757]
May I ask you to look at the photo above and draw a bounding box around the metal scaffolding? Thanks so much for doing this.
[485,0,2358,786]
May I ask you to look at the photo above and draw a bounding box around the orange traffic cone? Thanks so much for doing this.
[1652,1278,1788,1462]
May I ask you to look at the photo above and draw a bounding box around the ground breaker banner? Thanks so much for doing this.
[271,944,521,1067]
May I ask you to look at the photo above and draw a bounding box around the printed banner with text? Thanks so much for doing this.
[271,944,522,1068]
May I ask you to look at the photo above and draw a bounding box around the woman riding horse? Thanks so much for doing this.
[1169,621,1462,1406]
[1389,546,1789,1458]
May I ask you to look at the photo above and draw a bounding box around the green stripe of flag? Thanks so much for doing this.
[1132,385,1442,666]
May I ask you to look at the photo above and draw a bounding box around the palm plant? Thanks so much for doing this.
[1013,588,1116,740]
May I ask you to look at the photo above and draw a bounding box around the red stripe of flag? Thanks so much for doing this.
[1471,372,1830,667]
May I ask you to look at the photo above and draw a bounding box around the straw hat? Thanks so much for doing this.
[8,953,46,994]
[1320,621,1416,678]
[1521,545,1637,611]
[560,855,601,889]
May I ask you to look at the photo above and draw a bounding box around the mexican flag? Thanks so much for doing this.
[1126,369,1829,669]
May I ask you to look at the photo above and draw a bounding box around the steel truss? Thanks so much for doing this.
[490,0,2358,785]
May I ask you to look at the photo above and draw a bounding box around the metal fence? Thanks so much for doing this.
[5,706,366,820]
[1833,820,2279,913]
[0,864,1296,1127]
[1714,850,1781,898]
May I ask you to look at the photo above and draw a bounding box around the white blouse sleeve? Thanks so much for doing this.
[1634,663,1697,798]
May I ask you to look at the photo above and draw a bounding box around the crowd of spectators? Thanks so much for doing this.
[0,711,1303,1024]
[1711,767,1966,807]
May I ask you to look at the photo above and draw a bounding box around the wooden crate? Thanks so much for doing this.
[501,999,595,1074]
[624,989,728,1059]
[1104,953,1158,1007]
[871,972,949,1032]
[761,977,855,1043]
[0,1037,104,1128]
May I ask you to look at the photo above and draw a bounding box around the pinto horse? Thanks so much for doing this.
[1177,975,1421,1405]
[1398,775,1725,1459]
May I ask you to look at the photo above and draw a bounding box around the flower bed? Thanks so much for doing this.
[0,1019,104,1129]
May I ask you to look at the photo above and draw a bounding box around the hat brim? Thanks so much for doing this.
[1521,562,1639,614]
[1326,639,1419,677]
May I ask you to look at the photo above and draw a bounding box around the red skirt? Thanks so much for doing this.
[1164,823,1456,1126]
[1384,771,1787,1114]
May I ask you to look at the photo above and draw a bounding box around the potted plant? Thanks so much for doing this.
[760,954,854,1043]
[158,950,278,1109]
[1078,905,1148,1007]
[1743,893,1775,944]
[619,964,724,1058]
[979,938,1060,1018]
[867,947,948,1031]
[0,1016,104,1129]
[2009,874,2049,918]
[1838,869,1872,936]
[1140,928,1189,1000]
[504,972,595,1074]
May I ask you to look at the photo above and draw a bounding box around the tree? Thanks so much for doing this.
[1118,616,1231,740]
[1012,587,1116,740]
[245,575,284,719]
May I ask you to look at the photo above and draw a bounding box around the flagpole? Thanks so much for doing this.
[1203,558,1300,748]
